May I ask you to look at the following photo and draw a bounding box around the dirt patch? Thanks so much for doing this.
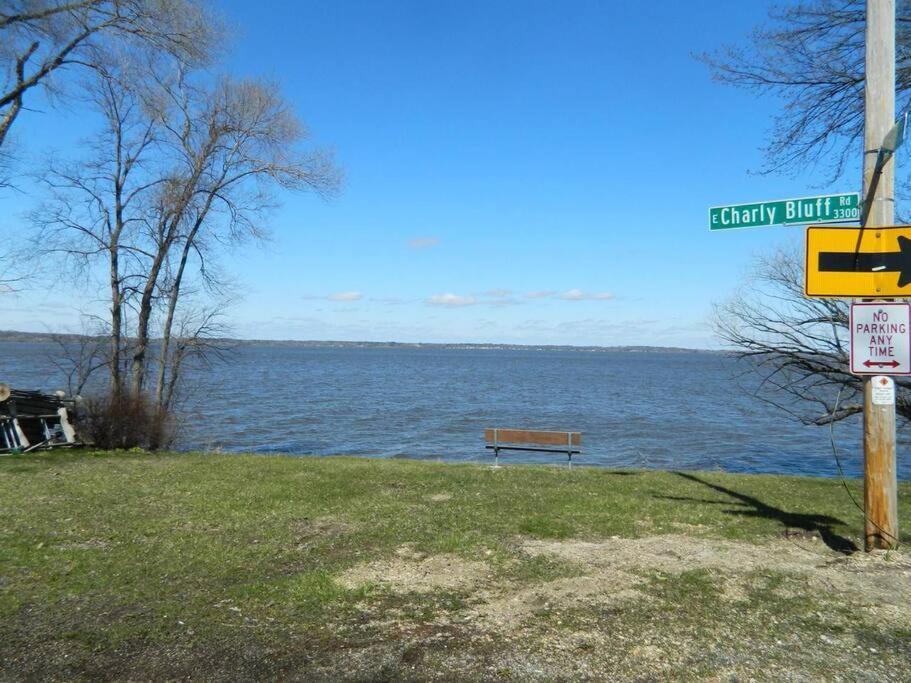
[335,534,911,679]
[290,516,352,543]
[426,493,452,502]
[521,534,822,575]
[472,574,645,628]
[720,575,752,602]
[339,535,911,633]
[338,550,490,592]
[520,535,911,619]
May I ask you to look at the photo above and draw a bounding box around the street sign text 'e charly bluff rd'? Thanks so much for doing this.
[709,192,859,230]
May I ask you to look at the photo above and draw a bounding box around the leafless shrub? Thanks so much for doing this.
[79,390,173,450]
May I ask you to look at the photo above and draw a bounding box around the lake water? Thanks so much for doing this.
[2,341,908,479]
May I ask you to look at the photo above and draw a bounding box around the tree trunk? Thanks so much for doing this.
[109,245,122,393]
[132,133,218,397]
[130,248,167,396]
[155,234,195,409]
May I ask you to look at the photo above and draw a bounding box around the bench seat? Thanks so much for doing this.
[484,428,582,466]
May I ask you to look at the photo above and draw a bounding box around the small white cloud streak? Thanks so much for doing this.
[483,288,513,298]
[486,298,522,307]
[407,236,440,249]
[523,289,615,301]
[560,288,586,300]
[328,291,363,302]
[559,289,615,301]
[303,292,364,302]
[426,293,477,307]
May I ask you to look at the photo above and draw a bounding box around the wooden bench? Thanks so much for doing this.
[484,428,582,467]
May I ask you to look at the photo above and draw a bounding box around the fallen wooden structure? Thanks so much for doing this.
[484,428,582,467]
[0,383,81,454]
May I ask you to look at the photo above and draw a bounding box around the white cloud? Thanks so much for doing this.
[477,289,521,306]
[407,236,440,250]
[426,293,477,307]
[560,289,586,300]
[559,289,615,301]
[483,288,513,298]
[521,289,614,301]
[328,291,363,302]
[303,291,364,302]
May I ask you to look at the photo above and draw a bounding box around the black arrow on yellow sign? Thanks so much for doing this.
[819,235,911,287]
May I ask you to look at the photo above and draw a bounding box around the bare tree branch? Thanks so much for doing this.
[715,246,911,427]
[698,0,911,184]
[0,0,222,149]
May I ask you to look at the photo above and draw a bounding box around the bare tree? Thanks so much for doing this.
[8,3,341,449]
[703,1,911,430]
[0,0,217,149]
[33,72,161,392]
[126,75,340,400]
[699,0,911,181]
[715,246,911,425]
[2,1,219,314]
[31,66,340,437]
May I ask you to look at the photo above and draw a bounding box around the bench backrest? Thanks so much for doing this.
[484,428,581,447]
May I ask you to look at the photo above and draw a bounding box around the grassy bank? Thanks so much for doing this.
[1,451,910,680]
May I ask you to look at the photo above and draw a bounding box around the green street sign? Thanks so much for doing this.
[709,192,860,231]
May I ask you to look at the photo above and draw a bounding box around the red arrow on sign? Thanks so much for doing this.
[864,360,901,368]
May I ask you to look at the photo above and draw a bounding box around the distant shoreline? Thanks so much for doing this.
[0,329,722,354]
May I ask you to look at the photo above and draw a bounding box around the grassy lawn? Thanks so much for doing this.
[1,451,910,680]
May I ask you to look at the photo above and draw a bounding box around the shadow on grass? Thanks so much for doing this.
[662,472,858,554]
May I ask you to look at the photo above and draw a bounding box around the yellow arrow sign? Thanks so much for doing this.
[805,226,911,298]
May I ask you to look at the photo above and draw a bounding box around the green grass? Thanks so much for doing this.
[1,450,909,680]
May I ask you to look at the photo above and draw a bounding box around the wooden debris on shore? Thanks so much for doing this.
[0,383,82,454]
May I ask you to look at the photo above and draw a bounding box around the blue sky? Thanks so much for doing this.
[0,1,861,348]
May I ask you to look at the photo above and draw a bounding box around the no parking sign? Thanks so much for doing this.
[849,302,911,375]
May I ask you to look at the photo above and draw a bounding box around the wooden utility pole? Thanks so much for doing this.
[862,0,899,551]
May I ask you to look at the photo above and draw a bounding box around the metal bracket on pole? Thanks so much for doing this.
[860,111,907,226]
